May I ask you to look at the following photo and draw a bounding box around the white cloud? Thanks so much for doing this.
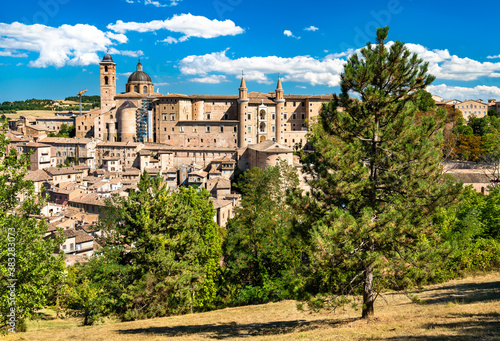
[325,49,355,59]
[124,0,180,6]
[180,49,346,87]
[283,30,300,39]
[487,54,500,59]
[320,42,500,81]
[190,75,228,84]
[107,14,244,43]
[155,82,169,86]
[118,72,133,77]
[16,62,23,66]
[304,26,319,31]
[0,50,28,58]
[108,48,144,57]
[160,36,178,44]
[403,43,500,80]
[179,42,500,90]
[0,22,129,68]
[428,84,500,101]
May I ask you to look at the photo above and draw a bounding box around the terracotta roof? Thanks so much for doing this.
[190,171,208,178]
[247,140,293,153]
[122,167,141,175]
[211,157,235,163]
[210,197,232,209]
[51,183,80,195]
[97,141,142,147]
[216,179,231,189]
[24,169,51,182]
[63,228,95,244]
[69,193,108,206]
[39,137,93,144]
[45,166,89,176]
[24,142,51,148]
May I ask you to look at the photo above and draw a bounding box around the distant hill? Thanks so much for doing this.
[1,96,100,113]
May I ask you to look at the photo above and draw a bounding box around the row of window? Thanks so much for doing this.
[164,126,237,133]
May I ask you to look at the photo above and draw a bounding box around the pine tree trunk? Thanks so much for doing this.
[362,264,374,319]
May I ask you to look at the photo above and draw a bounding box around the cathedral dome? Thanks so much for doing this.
[127,71,152,83]
[127,60,152,84]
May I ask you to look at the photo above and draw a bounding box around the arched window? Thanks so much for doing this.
[104,76,109,85]
[104,65,108,73]
[143,86,147,93]
[134,85,139,92]
[260,109,266,120]
[259,122,266,133]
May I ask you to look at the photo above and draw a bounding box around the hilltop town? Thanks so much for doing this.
[4,52,500,266]
[4,53,336,265]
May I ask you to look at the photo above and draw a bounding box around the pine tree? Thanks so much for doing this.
[291,27,461,318]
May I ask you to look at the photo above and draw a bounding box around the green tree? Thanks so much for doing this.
[290,27,461,318]
[75,172,223,322]
[221,161,306,306]
[0,124,65,333]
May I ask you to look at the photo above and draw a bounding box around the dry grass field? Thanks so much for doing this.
[4,272,500,341]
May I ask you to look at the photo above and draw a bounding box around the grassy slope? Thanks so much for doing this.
[5,272,500,341]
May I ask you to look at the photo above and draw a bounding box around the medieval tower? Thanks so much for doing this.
[99,53,116,114]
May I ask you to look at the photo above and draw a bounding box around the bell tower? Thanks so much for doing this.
[238,72,249,148]
[100,52,116,114]
[275,75,285,142]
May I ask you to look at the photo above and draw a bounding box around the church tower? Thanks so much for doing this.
[275,75,285,142]
[238,74,249,148]
[100,52,116,114]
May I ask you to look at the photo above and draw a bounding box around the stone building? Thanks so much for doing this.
[93,53,331,154]
[454,100,489,119]
[38,137,97,169]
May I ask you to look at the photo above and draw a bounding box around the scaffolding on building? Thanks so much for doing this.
[136,97,153,143]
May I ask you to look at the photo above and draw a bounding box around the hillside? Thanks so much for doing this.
[4,272,499,341]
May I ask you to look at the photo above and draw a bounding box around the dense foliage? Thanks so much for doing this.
[443,109,500,162]
[62,172,223,324]
[0,124,65,333]
[64,95,100,109]
[434,186,500,280]
[220,161,308,306]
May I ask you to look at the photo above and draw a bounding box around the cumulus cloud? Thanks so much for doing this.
[0,50,28,58]
[107,14,244,43]
[283,30,300,39]
[487,54,500,59]
[401,43,500,80]
[304,26,319,31]
[0,22,129,68]
[190,75,228,84]
[180,49,345,87]
[321,42,500,81]
[427,84,500,101]
[159,36,179,44]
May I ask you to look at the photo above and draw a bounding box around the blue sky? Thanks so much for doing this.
[1,0,500,102]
